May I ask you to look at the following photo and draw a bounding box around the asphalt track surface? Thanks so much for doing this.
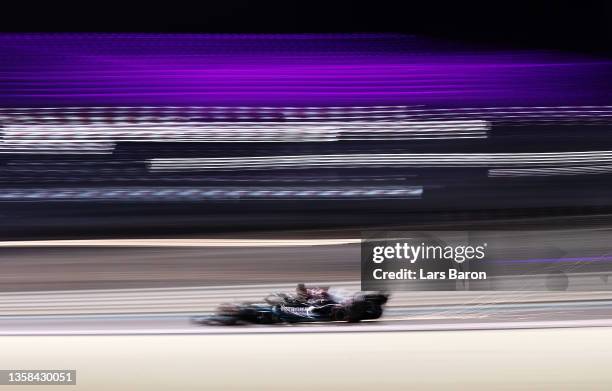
[0,233,610,335]
[0,236,611,390]
[0,300,611,336]
[1,285,611,390]
[0,280,609,335]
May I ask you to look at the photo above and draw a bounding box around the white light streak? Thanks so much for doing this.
[149,151,612,171]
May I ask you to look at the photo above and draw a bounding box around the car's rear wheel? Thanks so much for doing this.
[331,308,348,321]
[347,301,367,322]
[364,302,383,319]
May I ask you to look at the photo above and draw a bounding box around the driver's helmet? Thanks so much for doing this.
[296,283,308,299]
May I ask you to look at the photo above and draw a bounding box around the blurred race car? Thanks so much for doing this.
[192,284,389,325]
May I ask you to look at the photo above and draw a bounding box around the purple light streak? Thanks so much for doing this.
[0,33,609,107]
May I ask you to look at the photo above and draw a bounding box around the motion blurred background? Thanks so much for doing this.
[0,1,610,239]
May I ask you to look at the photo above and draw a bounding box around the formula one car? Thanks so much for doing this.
[192,286,389,325]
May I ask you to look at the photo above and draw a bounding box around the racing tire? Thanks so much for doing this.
[364,302,383,320]
[331,308,348,322]
[347,301,367,322]
[256,312,276,324]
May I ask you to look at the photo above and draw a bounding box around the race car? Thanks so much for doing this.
[192,285,389,325]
